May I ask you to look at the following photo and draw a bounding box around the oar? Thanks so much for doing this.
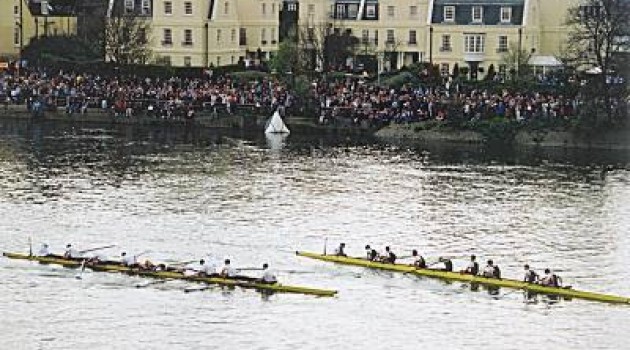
[75,259,87,280]
[79,244,117,254]
[237,267,264,271]
[134,250,151,258]
[28,237,33,257]
[168,260,196,267]
[496,289,523,299]
[323,238,328,256]
[135,279,170,288]
[184,285,214,293]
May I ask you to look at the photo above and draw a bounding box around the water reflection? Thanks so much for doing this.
[0,119,628,350]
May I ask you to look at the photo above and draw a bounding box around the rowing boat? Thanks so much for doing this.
[296,251,630,304]
[3,252,337,297]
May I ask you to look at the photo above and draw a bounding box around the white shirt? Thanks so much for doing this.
[483,265,495,277]
[122,254,137,266]
[65,248,80,258]
[221,265,237,277]
[261,269,277,283]
[37,246,50,256]
[200,262,217,275]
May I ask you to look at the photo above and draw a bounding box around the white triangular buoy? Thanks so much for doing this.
[265,111,290,134]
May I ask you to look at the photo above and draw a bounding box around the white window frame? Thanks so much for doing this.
[184,1,193,15]
[472,6,483,23]
[408,30,417,45]
[288,3,297,11]
[444,6,455,22]
[164,1,172,15]
[386,29,395,44]
[441,34,451,51]
[497,35,508,52]
[261,28,267,43]
[124,0,134,14]
[500,7,512,23]
[464,34,485,53]
[440,63,450,77]
[366,5,376,18]
[361,29,369,44]
[387,6,395,18]
[410,6,418,18]
[231,29,236,43]
[14,27,20,46]
[163,28,172,45]
[141,0,151,15]
[184,29,193,46]
[184,56,192,67]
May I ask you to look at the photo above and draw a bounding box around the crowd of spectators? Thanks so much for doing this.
[0,69,294,119]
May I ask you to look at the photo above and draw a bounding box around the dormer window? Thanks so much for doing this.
[500,7,512,23]
[444,6,455,22]
[472,6,483,23]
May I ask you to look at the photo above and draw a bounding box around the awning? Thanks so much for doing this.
[528,56,562,67]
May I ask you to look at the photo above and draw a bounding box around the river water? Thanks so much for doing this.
[0,120,628,350]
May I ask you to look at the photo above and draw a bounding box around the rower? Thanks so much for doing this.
[523,264,539,283]
[380,246,396,263]
[334,243,347,257]
[260,263,278,284]
[482,260,501,278]
[120,252,138,267]
[438,257,453,272]
[220,259,237,278]
[461,255,479,275]
[411,249,426,268]
[198,258,218,276]
[63,244,80,259]
[368,248,378,261]
[37,243,51,257]
[365,245,372,259]
[539,268,562,287]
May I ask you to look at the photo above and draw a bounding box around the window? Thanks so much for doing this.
[164,1,172,15]
[386,29,395,44]
[231,29,236,42]
[162,28,172,45]
[261,28,267,44]
[288,3,297,11]
[441,34,452,51]
[271,28,276,43]
[162,56,171,66]
[184,56,192,67]
[14,5,19,15]
[308,4,315,14]
[184,29,193,46]
[124,0,134,14]
[336,4,346,18]
[408,30,417,45]
[184,2,193,15]
[239,28,247,45]
[348,4,359,18]
[410,6,418,18]
[231,56,235,64]
[272,3,276,14]
[374,30,378,45]
[500,7,512,23]
[497,36,508,52]
[216,56,221,66]
[262,3,266,15]
[138,28,147,43]
[216,29,221,42]
[141,0,151,15]
[224,2,229,15]
[387,6,395,18]
[464,34,485,53]
[472,6,483,23]
[14,27,20,46]
[444,6,455,22]
[366,5,376,18]
[498,64,507,77]
[361,29,369,44]
[440,63,450,76]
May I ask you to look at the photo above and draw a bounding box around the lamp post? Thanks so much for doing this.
[376,51,384,86]
[429,26,433,65]
[517,27,523,78]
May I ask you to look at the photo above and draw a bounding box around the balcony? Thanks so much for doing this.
[464,52,485,62]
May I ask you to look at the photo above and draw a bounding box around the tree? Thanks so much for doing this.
[500,44,532,80]
[565,0,630,122]
[104,14,151,64]
[485,64,496,81]
[270,31,302,75]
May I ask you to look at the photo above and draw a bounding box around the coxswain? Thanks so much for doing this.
[438,257,453,272]
[461,255,479,275]
[523,264,539,283]
[334,243,347,257]
[411,249,426,268]
[37,243,51,257]
[260,263,278,284]
[63,244,80,259]
[220,259,237,278]
[539,268,562,287]
[482,260,500,278]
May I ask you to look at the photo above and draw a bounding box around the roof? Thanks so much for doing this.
[528,56,563,67]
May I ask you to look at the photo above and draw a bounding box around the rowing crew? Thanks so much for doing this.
[333,244,563,286]
[36,243,278,284]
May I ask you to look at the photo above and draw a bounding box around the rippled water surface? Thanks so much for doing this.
[1,120,629,350]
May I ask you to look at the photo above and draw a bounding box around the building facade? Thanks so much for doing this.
[0,0,77,61]
[150,0,282,67]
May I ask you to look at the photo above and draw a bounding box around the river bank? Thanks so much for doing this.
[375,123,630,150]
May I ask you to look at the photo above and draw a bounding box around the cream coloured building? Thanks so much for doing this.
[150,0,282,67]
[0,0,77,61]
